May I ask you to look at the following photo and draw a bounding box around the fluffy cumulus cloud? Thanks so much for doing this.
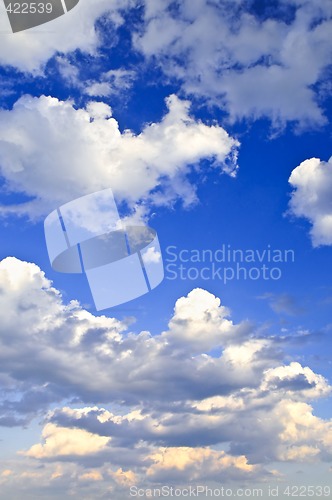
[288,156,332,246]
[133,0,332,127]
[23,423,111,459]
[0,256,331,497]
[145,447,257,483]
[0,93,239,219]
[0,256,264,417]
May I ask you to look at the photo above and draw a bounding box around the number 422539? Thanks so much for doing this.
[5,3,53,14]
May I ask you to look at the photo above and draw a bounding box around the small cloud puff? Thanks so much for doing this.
[288,157,332,246]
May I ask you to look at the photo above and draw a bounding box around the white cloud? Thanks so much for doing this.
[79,470,104,482]
[55,55,81,87]
[85,82,114,97]
[0,469,13,478]
[276,399,332,462]
[133,0,332,127]
[1,1,331,128]
[164,288,237,352]
[23,423,111,458]
[262,362,330,399]
[0,255,331,492]
[0,0,132,73]
[0,94,239,219]
[85,69,136,97]
[0,459,139,499]
[108,468,136,487]
[142,246,161,264]
[146,447,257,482]
[0,258,268,415]
[1,1,330,127]
[288,157,332,246]
[0,258,328,423]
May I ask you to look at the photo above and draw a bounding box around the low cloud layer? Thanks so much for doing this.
[0,256,331,496]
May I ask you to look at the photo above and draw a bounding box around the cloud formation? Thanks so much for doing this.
[1,1,331,128]
[0,257,261,420]
[0,94,238,219]
[0,0,132,72]
[288,156,332,246]
[0,255,331,496]
[23,423,111,459]
[133,0,332,127]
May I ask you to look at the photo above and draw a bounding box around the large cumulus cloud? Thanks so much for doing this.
[0,94,238,219]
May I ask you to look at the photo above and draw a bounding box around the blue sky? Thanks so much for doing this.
[0,0,332,498]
